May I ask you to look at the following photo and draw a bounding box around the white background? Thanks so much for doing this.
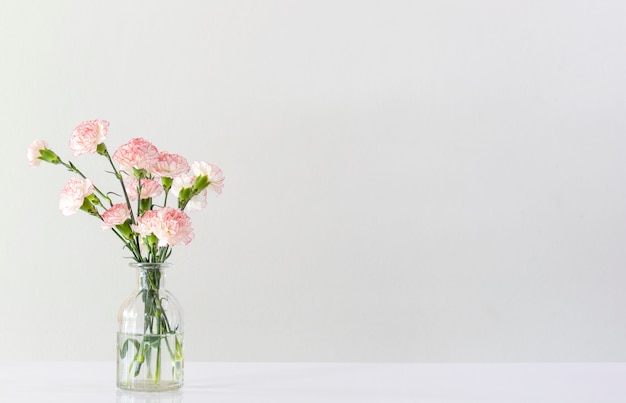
[0,0,625,361]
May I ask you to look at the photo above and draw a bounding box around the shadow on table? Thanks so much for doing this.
[116,389,183,403]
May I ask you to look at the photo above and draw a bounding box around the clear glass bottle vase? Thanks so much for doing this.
[117,262,184,391]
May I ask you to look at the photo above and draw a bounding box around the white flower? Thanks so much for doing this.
[27,140,49,167]
[186,189,207,211]
[191,161,225,195]
[171,175,207,211]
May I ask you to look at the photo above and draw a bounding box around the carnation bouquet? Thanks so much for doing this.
[28,119,224,390]
[28,119,223,262]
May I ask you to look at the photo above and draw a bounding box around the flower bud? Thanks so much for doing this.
[79,198,100,217]
[140,198,152,214]
[115,222,134,239]
[86,193,103,207]
[96,143,108,156]
[144,234,159,248]
[177,187,192,209]
[133,167,149,179]
[161,177,173,193]
[191,175,210,194]
[39,149,61,165]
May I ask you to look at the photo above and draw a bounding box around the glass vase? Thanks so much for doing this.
[117,262,184,391]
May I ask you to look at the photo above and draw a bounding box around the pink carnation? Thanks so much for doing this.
[151,152,190,178]
[101,203,131,229]
[112,138,159,171]
[69,119,109,156]
[191,161,225,195]
[125,178,163,201]
[27,139,49,167]
[59,178,95,216]
[132,207,194,247]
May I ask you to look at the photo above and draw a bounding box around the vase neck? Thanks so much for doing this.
[130,263,172,291]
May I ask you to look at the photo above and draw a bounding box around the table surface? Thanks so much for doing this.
[1,362,625,402]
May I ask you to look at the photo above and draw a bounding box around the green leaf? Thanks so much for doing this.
[133,361,143,377]
[120,337,140,359]
[175,336,183,361]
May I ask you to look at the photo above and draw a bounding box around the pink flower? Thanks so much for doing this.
[125,178,163,201]
[69,119,109,156]
[27,140,49,167]
[133,207,194,247]
[101,203,131,229]
[171,175,207,211]
[191,161,225,195]
[150,152,190,178]
[112,138,159,172]
[59,178,95,216]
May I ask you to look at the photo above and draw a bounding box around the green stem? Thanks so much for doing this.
[111,228,141,261]
[59,159,113,207]
[101,149,144,261]
[102,149,136,223]
[136,178,143,217]
[155,310,162,384]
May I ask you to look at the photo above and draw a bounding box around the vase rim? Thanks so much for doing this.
[129,262,173,269]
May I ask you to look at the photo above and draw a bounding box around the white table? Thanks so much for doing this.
[1,362,625,402]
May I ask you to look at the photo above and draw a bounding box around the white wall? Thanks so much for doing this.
[1,0,625,361]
